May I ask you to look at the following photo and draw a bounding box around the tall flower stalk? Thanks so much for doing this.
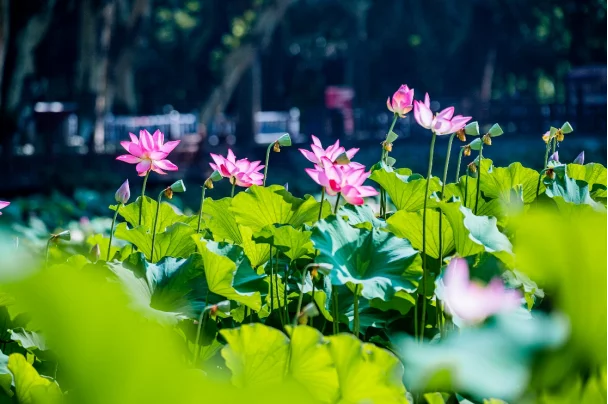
[263,134,292,186]
[108,180,130,260]
[45,231,71,269]
[331,193,342,334]
[150,181,186,262]
[197,171,222,234]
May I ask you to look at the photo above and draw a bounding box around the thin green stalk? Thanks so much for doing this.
[455,147,464,183]
[197,186,207,233]
[420,131,437,341]
[107,206,121,261]
[414,295,419,339]
[464,168,470,207]
[332,285,339,335]
[275,251,284,326]
[150,191,163,263]
[45,239,52,269]
[334,193,341,215]
[193,292,210,364]
[230,182,236,198]
[380,115,398,217]
[263,142,273,186]
[284,264,290,323]
[318,188,326,221]
[551,136,557,155]
[269,245,274,313]
[536,141,552,199]
[474,146,483,215]
[353,284,361,338]
[293,267,308,326]
[138,170,150,226]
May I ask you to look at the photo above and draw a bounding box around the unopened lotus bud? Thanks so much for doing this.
[335,153,351,165]
[54,230,71,241]
[204,178,214,189]
[456,129,466,142]
[463,145,471,157]
[216,300,231,313]
[273,141,281,153]
[482,134,492,146]
[170,180,186,193]
[464,121,480,136]
[549,151,559,163]
[383,141,393,152]
[276,133,292,147]
[542,132,551,144]
[301,302,320,318]
[209,170,223,182]
[468,162,477,174]
[573,151,585,165]
[115,180,130,204]
[89,244,101,262]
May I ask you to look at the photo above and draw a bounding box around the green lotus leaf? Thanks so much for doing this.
[9,329,50,360]
[273,225,314,262]
[114,222,196,262]
[239,225,270,268]
[221,323,289,388]
[567,163,607,199]
[0,350,12,397]
[231,185,330,232]
[311,216,422,301]
[339,204,385,230]
[112,196,195,232]
[86,233,130,262]
[386,209,454,259]
[203,197,242,243]
[369,168,440,211]
[326,334,407,403]
[8,353,62,403]
[480,162,542,204]
[544,166,606,212]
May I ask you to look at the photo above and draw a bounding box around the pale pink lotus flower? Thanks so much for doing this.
[299,135,359,168]
[0,201,9,215]
[209,149,264,187]
[116,129,180,176]
[387,84,415,118]
[414,93,472,135]
[305,157,378,205]
[439,258,521,325]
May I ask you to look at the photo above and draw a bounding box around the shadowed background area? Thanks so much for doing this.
[0,0,605,201]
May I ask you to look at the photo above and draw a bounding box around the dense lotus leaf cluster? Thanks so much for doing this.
[0,88,605,403]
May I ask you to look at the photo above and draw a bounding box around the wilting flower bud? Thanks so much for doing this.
[542,131,551,144]
[468,162,477,174]
[277,133,292,147]
[204,178,214,189]
[573,151,584,165]
[115,180,130,205]
[273,141,281,153]
[463,145,472,157]
[456,129,466,142]
[545,168,555,179]
[482,134,492,146]
[549,151,559,163]
[164,189,173,199]
[89,244,101,262]
[556,130,564,142]
[383,141,393,152]
[170,180,186,193]
[334,153,351,165]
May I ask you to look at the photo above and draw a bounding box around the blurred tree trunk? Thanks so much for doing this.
[199,0,293,127]
[0,0,9,110]
[5,0,56,116]
[75,0,97,142]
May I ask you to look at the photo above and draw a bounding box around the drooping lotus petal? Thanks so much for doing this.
[116,154,142,164]
[0,200,10,214]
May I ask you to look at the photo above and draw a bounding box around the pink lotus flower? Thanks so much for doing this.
[0,201,9,215]
[387,84,415,118]
[116,130,180,176]
[305,158,378,205]
[414,93,471,135]
[439,258,521,325]
[299,135,359,168]
[209,149,264,187]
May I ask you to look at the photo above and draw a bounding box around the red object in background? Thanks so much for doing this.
[325,86,355,136]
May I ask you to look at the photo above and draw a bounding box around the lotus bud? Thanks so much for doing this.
[89,244,101,262]
[464,121,480,136]
[482,134,492,146]
[468,162,477,174]
[561,121,573,134]
[456,129,466,142]
[334,153,351,165]
[277,133,292,147]
[463,145,472,157]
[273,141,281,153]
[55,230,71,241]
[115,180,130,204]
[469,138,483,151]
[216,300,231,313]
[210,170,223,182]
[487,123,503,137]
[573,151,585,165]
[549,151,559,163]
[170,180,186,193]
[542,131,551,144]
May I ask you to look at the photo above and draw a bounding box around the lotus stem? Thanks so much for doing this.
[551,136,557,156]
[263,142,273,186]
[332,285,339,335]
[318,188,326,221]
[380,115,398,217]
[420,131,437,341]
[269,245,275,313]
[293,267,308,326]
[138,170,150,226]
[149,190,163,263]
[45,239,52,269]
[334,193,341,215]
[353,284,361,338]
[193,292,210,364]
[536,141,552,200]
[230,182,236,198]
[464,168,470,208]
[196,186,206,233]
[455,147,464,183]
[275,252,284,326]
[474,146,483,215]
[107,205,121,261]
